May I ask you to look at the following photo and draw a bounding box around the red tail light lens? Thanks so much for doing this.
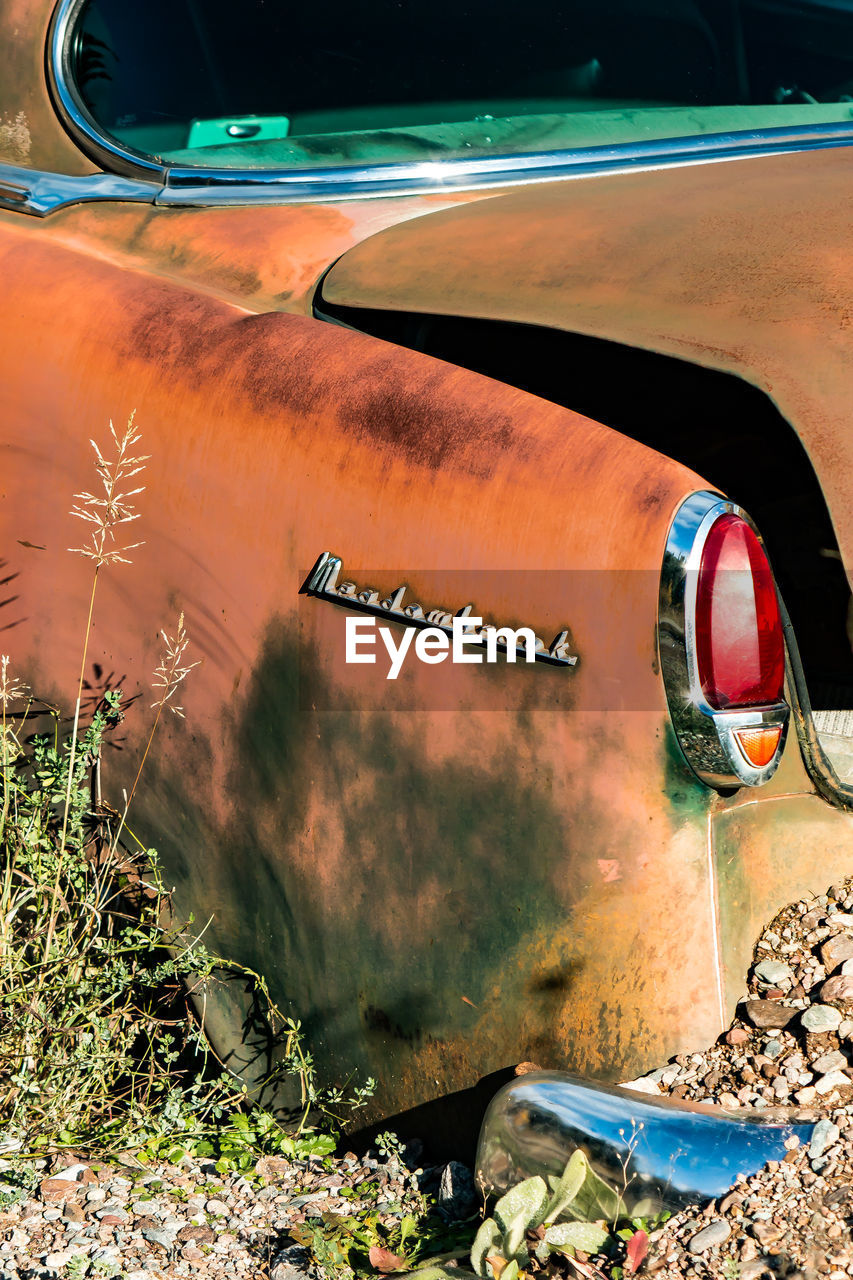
[695,514,784,710]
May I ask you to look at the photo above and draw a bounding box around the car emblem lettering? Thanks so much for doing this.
[301,552,578,667]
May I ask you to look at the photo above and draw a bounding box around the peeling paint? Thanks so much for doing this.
[0,110,30,162]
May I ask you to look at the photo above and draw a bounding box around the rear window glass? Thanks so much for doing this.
[66,0,853,169]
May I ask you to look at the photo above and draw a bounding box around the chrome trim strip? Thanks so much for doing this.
[0,161,159,216]
[48,0,166,181]
[659,490,789,790]
[49,0,853,203]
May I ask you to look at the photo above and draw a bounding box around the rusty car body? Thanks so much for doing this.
[4,0,853,1127]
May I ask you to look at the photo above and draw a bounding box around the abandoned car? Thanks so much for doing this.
[3,0,853,1124]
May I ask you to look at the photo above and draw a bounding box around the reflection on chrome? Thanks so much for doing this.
[476,1072,815,1216]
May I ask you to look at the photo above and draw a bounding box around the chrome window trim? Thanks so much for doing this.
[0,161,159,216]
[48,0,853,204]
[659,490,789,790]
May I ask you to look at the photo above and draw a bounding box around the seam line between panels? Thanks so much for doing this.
[706,809,727,1032]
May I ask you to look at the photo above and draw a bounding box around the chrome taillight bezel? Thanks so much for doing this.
[659,490,789,789]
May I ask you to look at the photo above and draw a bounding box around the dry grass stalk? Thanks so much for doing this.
[0,655,29,896]
[47,413,147,960]
[114,612,200,849]
[151,611,200,720]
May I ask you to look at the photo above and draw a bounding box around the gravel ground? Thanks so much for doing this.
[9,877,853,1280]
[636,875,853,1278]
[0,1144,444,1280]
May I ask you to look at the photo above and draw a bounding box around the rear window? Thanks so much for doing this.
[66,0,853,169]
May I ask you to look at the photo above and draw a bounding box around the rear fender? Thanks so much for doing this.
[0,223,786,1115]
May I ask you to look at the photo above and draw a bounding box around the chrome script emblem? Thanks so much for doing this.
[300,552,578,668]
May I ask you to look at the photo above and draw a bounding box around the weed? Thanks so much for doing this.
[291,1199,472,1280]
[0,413,372,1164]
[375,1130,407,1163]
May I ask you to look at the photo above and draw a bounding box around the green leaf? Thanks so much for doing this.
[470,1218,502,1279]
[399,1215,418,1248]
[408,1269,480,1280]
[541,1150,587,1224]
[543,1221,610,1256]
[300,1132,336,1156]
[493,1176,548,1258]
[566,1158,623,1224]
[502,1261,520,1280]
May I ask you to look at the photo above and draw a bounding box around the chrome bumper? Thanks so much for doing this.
[475,1071,814,1215]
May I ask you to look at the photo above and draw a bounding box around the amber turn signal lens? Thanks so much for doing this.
[733,724,783,768]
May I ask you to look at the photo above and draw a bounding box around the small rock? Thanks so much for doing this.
[740,1237,759,1261]
[821,974,853,1002]
[438,1161,477,1221]
[809,1117,840,1163]
[814,1069,850,1095]
[177,1224,215,1244]
[95,1204,129,1222]
[764,1039,784,1059]
[755,960,793,987]
[741,1262,771,1280]
[40,1178,77,1204]
[205,1197,229,1216]
[50,1164,89,1183]
[91,1244,121,1264]
[270,1242,314,1280]
[725,1027,750,1046]
[821,934,853,973]
[744,999,796,1029]
[42,1250,71,1268]
[620,1076,661,1095]
[811,1049,847,1074]
[141,1225,177,1249]
[688,1219,731,1253]
[802,1004,843,1032]
[255,1156,294,1178]
[718,1191,743,1214]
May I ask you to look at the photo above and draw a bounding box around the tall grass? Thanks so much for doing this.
[0,414,372,1159]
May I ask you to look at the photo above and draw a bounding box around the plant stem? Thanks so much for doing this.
[0,697,8,849]
[44,565,100,962]
[111,703,162,853]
